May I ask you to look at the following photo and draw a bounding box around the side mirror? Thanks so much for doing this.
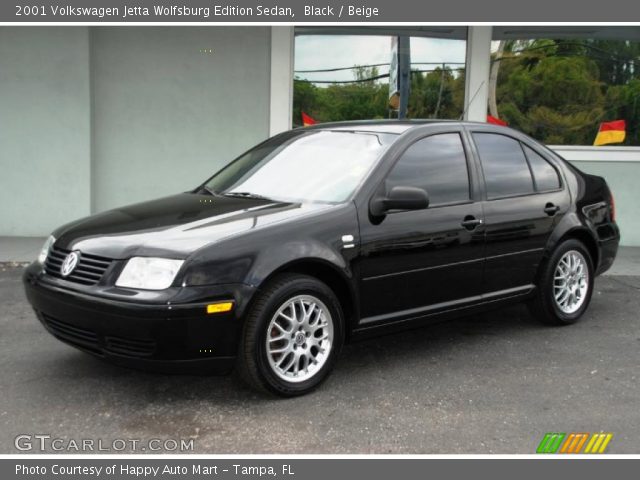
[369,186,429,217]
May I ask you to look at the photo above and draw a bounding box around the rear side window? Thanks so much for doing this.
[522,144,561,191]
[473,133,534,199]
[385,133,470,206]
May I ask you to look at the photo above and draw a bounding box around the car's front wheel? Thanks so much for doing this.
[529,239,594,325]
[237,273,344,396]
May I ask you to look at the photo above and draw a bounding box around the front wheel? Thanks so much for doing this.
[529,239,594,325]
[237,274,344,396]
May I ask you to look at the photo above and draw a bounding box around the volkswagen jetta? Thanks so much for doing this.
[23,120,620,396]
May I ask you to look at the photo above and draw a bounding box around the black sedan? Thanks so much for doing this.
[23,120,619,396]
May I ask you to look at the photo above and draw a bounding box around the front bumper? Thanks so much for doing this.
[23,263,256,374]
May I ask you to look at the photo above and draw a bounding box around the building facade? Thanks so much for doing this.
[1,26,638,244]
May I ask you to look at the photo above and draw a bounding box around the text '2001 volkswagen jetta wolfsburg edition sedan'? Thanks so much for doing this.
[24,120,619,396]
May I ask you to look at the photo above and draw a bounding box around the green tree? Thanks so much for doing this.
[495,38,640,144]
[409,67,462,119]
[293,66,388,125]
[497,44,605,144]
[293,78,319,126]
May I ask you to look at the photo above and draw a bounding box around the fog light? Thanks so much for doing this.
[206,302,234,314]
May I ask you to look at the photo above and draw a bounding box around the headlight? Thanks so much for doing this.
[37,235,56,264]
[116,257,184,290]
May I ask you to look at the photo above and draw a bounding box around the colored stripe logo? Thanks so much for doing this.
[537,432,613,454]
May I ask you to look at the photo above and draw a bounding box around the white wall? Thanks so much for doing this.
[0,27,274,236]
[0,27,91,236]
[91,27,271,212]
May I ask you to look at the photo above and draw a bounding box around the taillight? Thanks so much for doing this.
[609,192,616,222]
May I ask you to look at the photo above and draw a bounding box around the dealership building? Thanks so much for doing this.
[1,26,639,245]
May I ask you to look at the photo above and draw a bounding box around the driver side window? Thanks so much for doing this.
[385,133,470,206]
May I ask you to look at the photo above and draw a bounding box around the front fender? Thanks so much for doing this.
[244,239,352,287]
[181,203,358,291]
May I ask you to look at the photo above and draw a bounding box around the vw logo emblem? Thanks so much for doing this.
[60,251,80,277]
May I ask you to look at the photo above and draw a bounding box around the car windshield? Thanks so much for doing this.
[203,130,397,203]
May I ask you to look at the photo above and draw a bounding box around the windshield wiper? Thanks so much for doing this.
[222,191,272,200]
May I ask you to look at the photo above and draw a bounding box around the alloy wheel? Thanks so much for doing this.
[265,295,334,383]
[553,250,589,314]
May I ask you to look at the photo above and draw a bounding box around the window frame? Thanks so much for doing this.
[470,131,564,202]
[375,130,476,211]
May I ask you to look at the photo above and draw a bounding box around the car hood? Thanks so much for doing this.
[53,193,332,259]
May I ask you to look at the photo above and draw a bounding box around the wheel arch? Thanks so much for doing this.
[255,258,358,340]
[530,226,598,326]
[559,228,599,271]
[541,225,600,283]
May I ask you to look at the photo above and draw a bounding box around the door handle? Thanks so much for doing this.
[544,203,560,216]
[461,216,483,230]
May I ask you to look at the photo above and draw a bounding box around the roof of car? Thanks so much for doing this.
[303,119,491,135]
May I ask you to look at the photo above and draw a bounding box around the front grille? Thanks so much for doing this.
[40,313,101,354]
[44,246,113,285]
[105,336,157,357]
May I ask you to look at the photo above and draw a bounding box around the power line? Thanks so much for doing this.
[296,74,389,84]
[493,41,638,68]
[296,67,463,84]
[294,61,465,73]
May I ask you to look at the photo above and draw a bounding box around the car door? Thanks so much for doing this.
[468,129,570,295]
[356,129,486,327]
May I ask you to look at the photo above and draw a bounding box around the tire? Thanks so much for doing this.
[528,239,594,325]
[237,273,344,396]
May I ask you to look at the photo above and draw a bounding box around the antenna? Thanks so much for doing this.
[459,80,486,121]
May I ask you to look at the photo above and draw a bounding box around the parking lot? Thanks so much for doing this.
[1,265,639,454]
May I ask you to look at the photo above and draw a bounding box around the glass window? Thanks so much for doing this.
[205,130,396,204]
[473,133,534,199]
[293,33,467,125]
[385,133,470,205]
[490,37,640,146]
[523,144,561,191]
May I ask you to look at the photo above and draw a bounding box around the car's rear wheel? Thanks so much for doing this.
[529,239,594,325]
[237,274,344,396]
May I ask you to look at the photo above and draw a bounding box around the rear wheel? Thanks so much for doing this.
[529,239,594,325]
[237,274,344,396]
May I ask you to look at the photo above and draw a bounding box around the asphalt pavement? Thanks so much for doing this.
[1,266,639,454]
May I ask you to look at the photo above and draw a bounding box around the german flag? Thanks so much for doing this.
[302,112,317,127]
[594,120,626,146]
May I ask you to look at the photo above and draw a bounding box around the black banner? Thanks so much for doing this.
[4,0,640,22]
[4,459,640,480]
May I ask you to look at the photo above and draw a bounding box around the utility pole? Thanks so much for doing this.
[389,36,411,119]
[433,63,446,118]
[398,36,411,119]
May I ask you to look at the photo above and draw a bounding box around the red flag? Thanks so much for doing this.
[487,115,507,126]
[302,112,317,127]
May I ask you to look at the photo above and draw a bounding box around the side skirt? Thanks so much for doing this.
[350,285,536,341]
